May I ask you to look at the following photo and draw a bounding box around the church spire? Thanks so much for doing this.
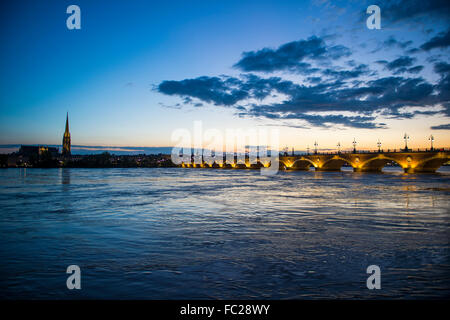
[65,112,69,134]
[62,112,71,157]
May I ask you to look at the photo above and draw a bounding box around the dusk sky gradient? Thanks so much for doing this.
[1,0,449,152]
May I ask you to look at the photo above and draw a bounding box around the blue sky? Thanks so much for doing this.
[0,0,449,151]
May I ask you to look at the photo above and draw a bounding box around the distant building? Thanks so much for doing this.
[19,145,59,158]
[16,145,58,166]
[0,154,7,168]
[62,112,71,156]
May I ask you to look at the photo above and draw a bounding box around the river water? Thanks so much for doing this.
[0,167,449,299]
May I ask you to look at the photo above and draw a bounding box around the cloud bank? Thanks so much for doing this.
[157,12,450,130]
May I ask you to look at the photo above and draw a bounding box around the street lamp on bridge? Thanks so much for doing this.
[306,145,310,155]
[314,141,318,154]
[377,139,382,152]
[403,133,410,151]
[337,142,341,154]
[352,138,357,153]
[429,135,434,151]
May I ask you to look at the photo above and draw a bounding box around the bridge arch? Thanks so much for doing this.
[318,156,353,171]
[279,158,315,170]
[411,155,450,173]
[292,158,315,170]
[356,156,404,172]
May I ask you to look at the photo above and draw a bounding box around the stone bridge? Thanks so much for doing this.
[180,149,450,173]
[279,150,450,173]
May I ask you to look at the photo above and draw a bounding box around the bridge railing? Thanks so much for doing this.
[183,148,450,160]
[281,148,450,156]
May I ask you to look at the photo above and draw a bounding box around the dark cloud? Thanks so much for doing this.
[233,36,350,73]
[420,28,450,51]
[386,56,415,70]
[238,74,296,99]
[406,47,420,54]
[433,62,450,115]
[306,76,322,84]
[158,70,444,128]
[406,65,424,74]
[240,76,437,126]
[383,36,413,49]
[430,123,450,130]
[158,76,249,106]
[321,64,371,80]
[371,36,414,54]
[157,34,450,129]
[377,57,423,74]
[382,0,450,23]
[434,61,450,74]
[158,74,299,106]
[375,60,388,66]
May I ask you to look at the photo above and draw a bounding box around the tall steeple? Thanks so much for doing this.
[62,112,71,156]
[65,112,69,133]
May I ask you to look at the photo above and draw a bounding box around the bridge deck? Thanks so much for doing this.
[179,150,450,173]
